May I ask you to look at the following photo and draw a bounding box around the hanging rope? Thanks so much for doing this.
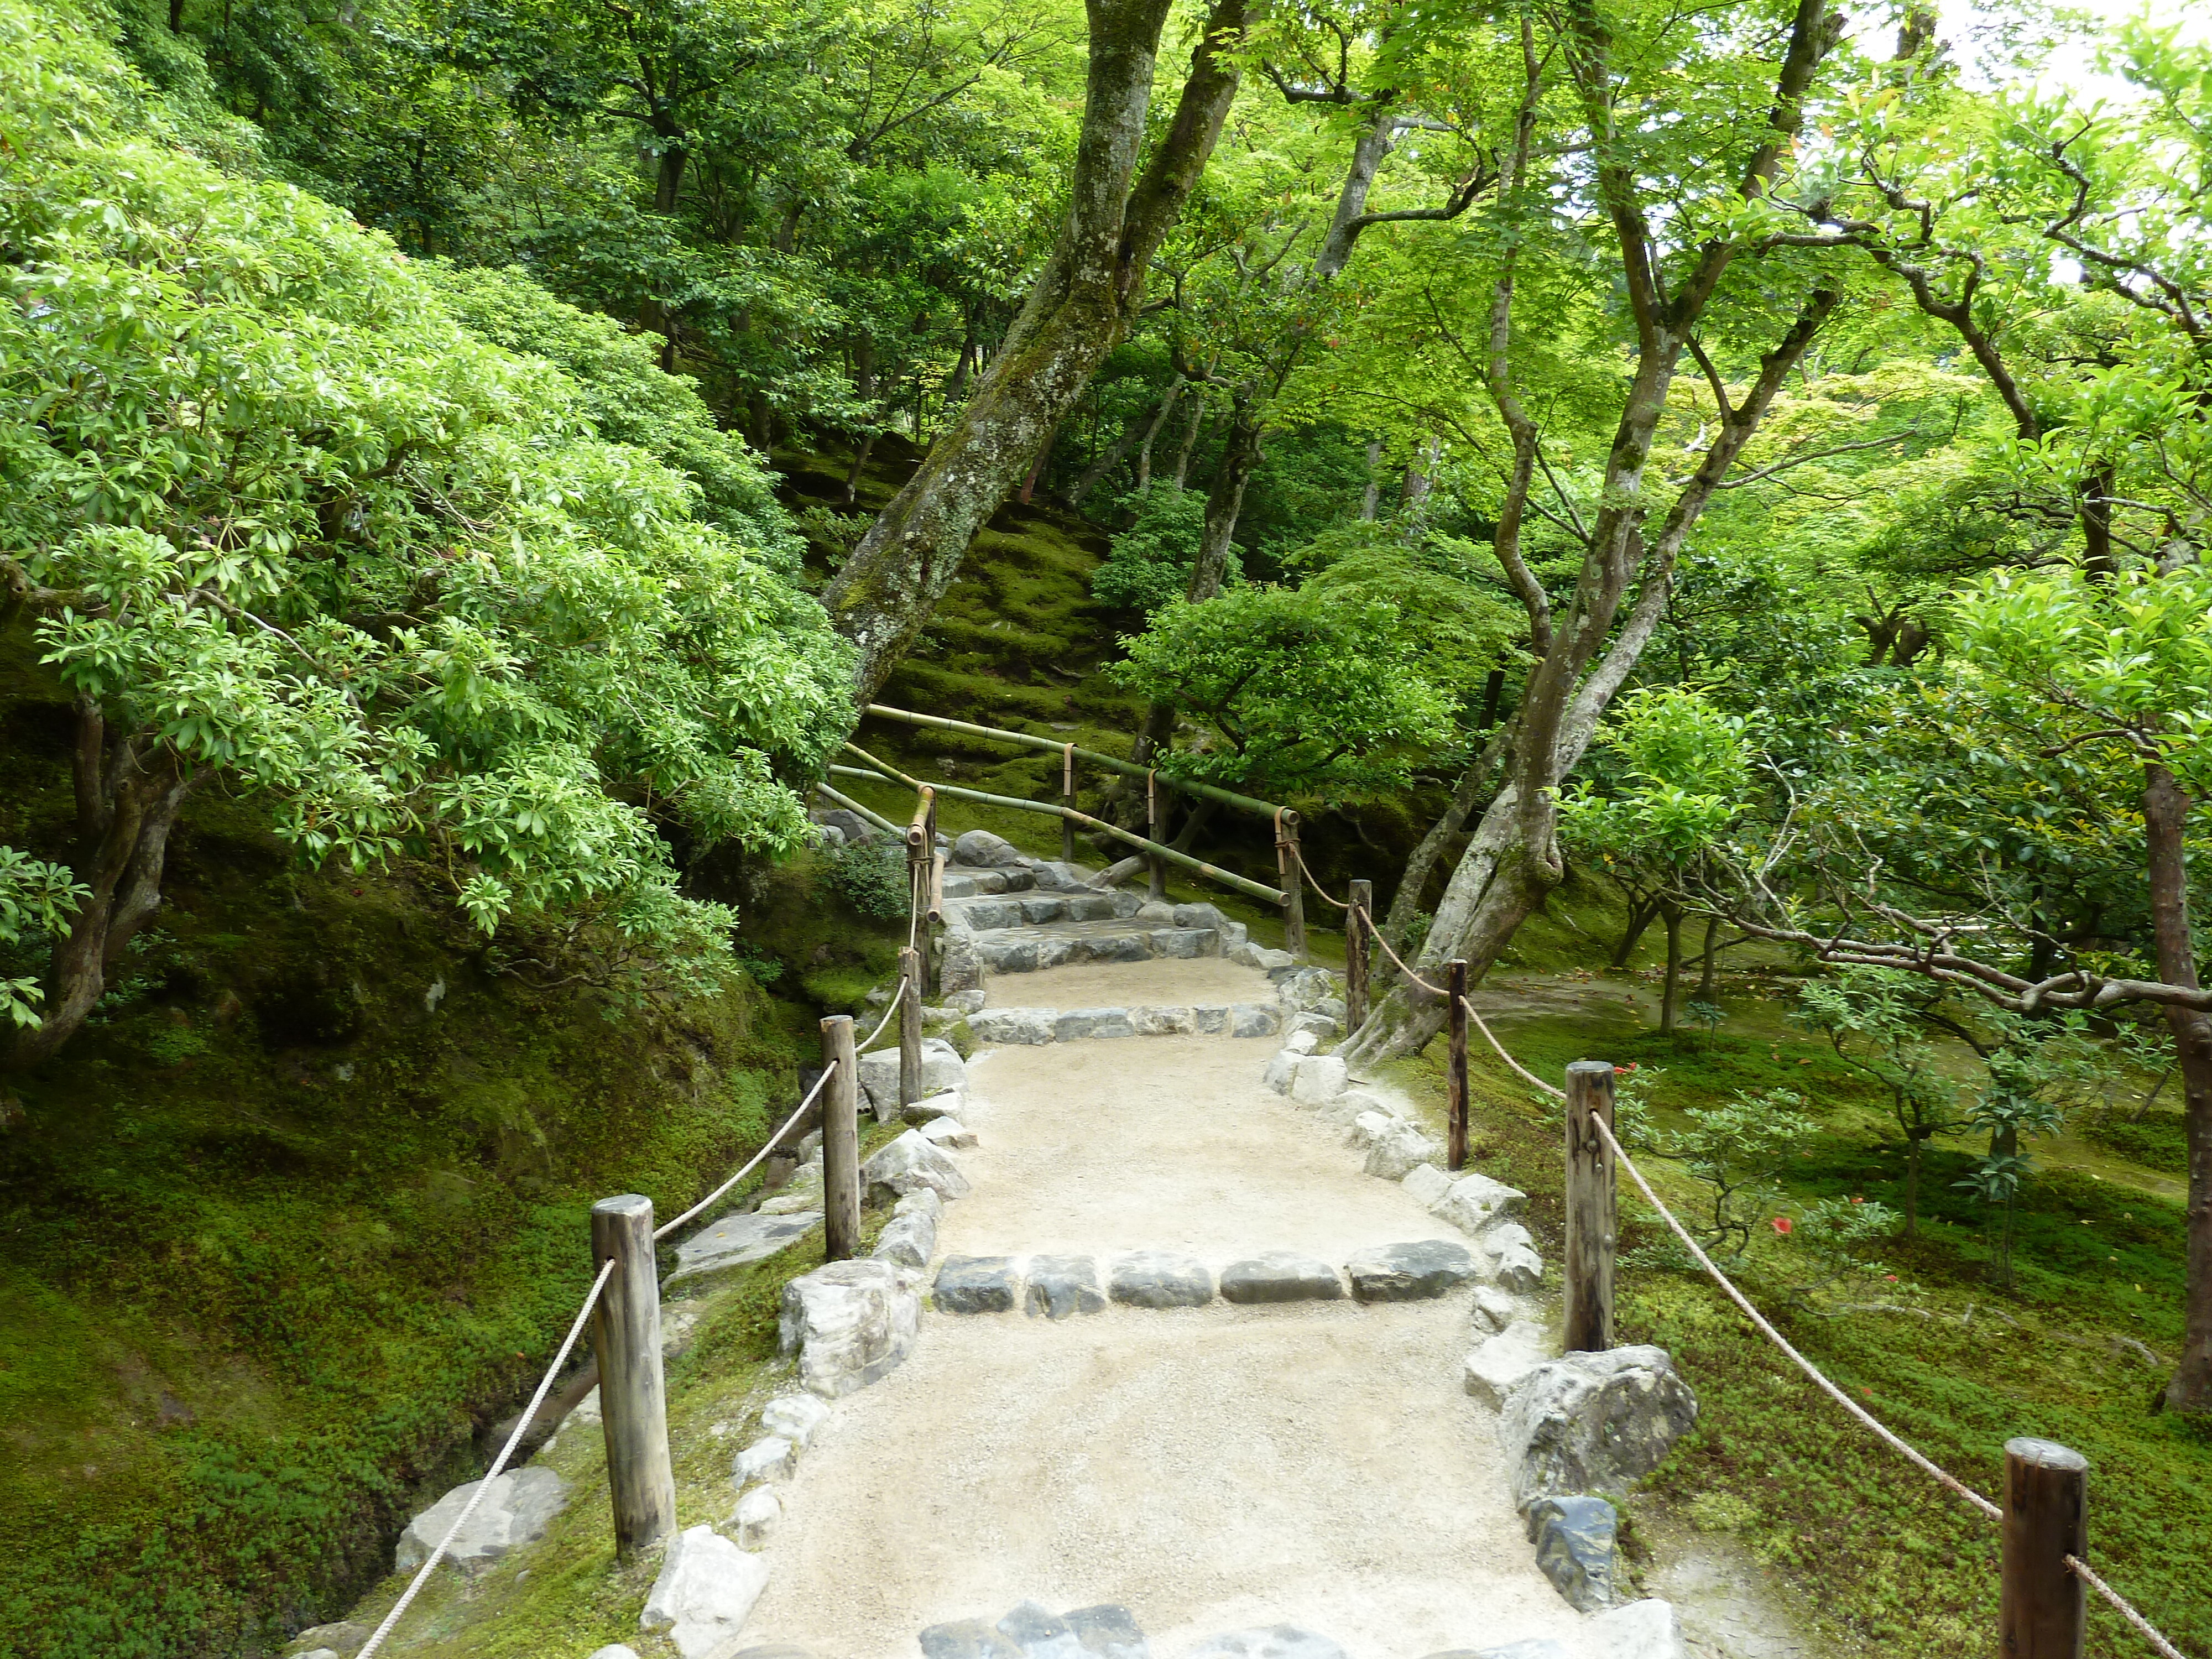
[1285,836,1351,910]
[1354,904,1446,998]
[654,1062,839,1243]
[858,976,909,1051]
[1459,994,1566,1100]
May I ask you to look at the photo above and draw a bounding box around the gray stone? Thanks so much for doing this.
[903,1088,968,1125]
[944,989,987,1015]
[285,1625,369,1658]
[1583,1601,1686,1659]
[640,1524,770,1659]
[1131,1004,1197,1035]
[1526,1494,1619,1612]
[588,1648,644,1659]
[1019,895,1070,924]
[1178,1628,1348,1659]
[1275,968,1342,1011]
[1284,1028,1321,1056]
[935,1255,1020,1313]
[955,830,1027,867]
[939,933,982,993]
[1192,1004,1230,1034]
[896,1185,945,1223]
[811,808,874,844]
[729,1649,824,1659]
[860,1128,972,1203]
[1135,899,1178,923]
[969,1007,1056,1046]
[1025,858,1102,891]
[1228,942,1297,973]
[1066,1605,1151,1659]
[920,1116,978,1149]
[1500,1347,1698,1511]
[1347,1109,1395,1149]
[1261,1049,1302,1095]
[1363,1118,1444,1180]
[998,1600,1087,1659]
[1025,1255,1105,1320]
[859,1037,967,1120]
[1228,1003,1279,1037]
[1149,927,1210,959]
[1345,1240,1479,1302]
[393,1466,567,1573]
[731,1434,792,1486]
[1432,1172,1528,1237]
[1469,1283,1521,1334]
[760,1392,831,1448]
[1083,933,1151,964]
[1108,1250,1214,1308]
[731,1484,780,1550]
[1056,1007,1137,1041]
[669,1210,821,1285]
[779,1258,924,1397]
[873,1207,937,1269]
[1066,893,1123,922]
[1425,1642,1568,1659]
[1313,997,1347,1024]
[1219,1252,1343,1304]
[1290,1054,1348,1107]
[1487,1223,1545,1292]
[1402,1164,1454,1207]
[1173,901,1229,931]
[1285,1011,1338,1044]
[921,1619,1022,1659]
[978,938,1042,973]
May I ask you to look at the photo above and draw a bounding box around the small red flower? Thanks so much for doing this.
[1771,1216,1794,1235]
[1850,1196,1864,1204]
[1884,1273,1898,1282]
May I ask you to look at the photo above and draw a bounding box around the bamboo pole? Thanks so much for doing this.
[897,946,924,1117]
[830,755,1286,906]
[861,703,1289,821]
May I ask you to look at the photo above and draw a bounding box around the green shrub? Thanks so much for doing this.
[821,841,910,920]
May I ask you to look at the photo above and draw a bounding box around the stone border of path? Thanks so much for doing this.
[930,1239,1488,1317]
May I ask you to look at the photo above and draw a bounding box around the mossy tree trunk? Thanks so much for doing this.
[822,0,1248,699]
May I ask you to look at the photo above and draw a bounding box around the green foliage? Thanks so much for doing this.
[1090,486,1214,614]
[0,0,856,1015]
[0,847,86,1027]
[1109,585,1452,801]
[819,839,910,921]
[1631,1086,1822,1264]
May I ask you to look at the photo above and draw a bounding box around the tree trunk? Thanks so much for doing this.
[1360,437,1384,520]
[1659,904,1683,1034]
[820,0,1248,699]
[1018,425,1058,505]
[654,142,687,213]
[1185,392,1263,601]
[1135,375,1185,494]
[1695,913,1720,1000]
[1382,717,1516,947]
[1905,1131,1922,1239]
[8,706,195,1072]
[1170,392,1206,487]
[2143,762,2211,1415]
[1612,895,1661,968]
[1071,384,1176,505]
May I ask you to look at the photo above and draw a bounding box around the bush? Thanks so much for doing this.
[822,841,910,920]
[1091,486,1222,613]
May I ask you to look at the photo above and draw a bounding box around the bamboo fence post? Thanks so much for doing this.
[820,1015,861,1262]
[588,1194,676,1558]
[1446,959,1469,1170]
[1061,744,1077,862]
[2001,1438,2086,1658]
[1346,879,1372,1029]
[1563,1059,1618,1354]
[897,945,924,1117]
[1280,815,1307,958]
[1147,770,1167,901]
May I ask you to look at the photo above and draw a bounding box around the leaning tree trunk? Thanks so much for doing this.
[2144,763,2212,1415]
[821,0,1246,699]
[8,704,196,1071]
[1184,392,1264,602]
[1658,903,1684,1033]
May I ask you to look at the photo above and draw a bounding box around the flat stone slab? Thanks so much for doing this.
[935,1255,1020,1314]
[1218,1252,1344,1305]
[1527,1494,1619,1612]
[669,1211,820,1284]
[394,1466,567,1573]
[1107,1250,1214,1308]
[1464,1319,1554,1408]
[1024,1255,1105,1321]
[1345,1240,1480,1302]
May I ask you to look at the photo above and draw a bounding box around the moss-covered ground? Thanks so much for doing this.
[0,635,907,1658]
[1371,876,2209,1657]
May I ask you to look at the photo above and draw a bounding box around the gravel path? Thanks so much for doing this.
[980,956,1271,1009]
[739,957,1591,1659]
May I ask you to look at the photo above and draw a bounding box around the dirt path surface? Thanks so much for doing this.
[740,956,1591,1659]
[982,957,1272,1009]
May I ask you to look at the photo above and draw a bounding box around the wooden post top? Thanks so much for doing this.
[2006,1438,2088,1472]
[592,1193,653,1222]
[1567,1059,1616,1086]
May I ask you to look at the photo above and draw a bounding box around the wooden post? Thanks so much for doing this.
[1061,744,1077,862]
[1564,1059,1618,1354]
[1146,771,1167,901]
[2001,1438,2087,1659]
[1346,879,1373,1030]
[589,1193,676,1558]
[820,1015,861,1262]
[1445,961,1469,1169]
[897,946,924,1117]
[1280,816,1307,958]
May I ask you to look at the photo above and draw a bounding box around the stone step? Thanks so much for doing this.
[948,890,1144,930]
[928,1239,1482,1318]
[968,920,1222,975]
[968,1002,1278,1044]
[939,864,1038,899]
